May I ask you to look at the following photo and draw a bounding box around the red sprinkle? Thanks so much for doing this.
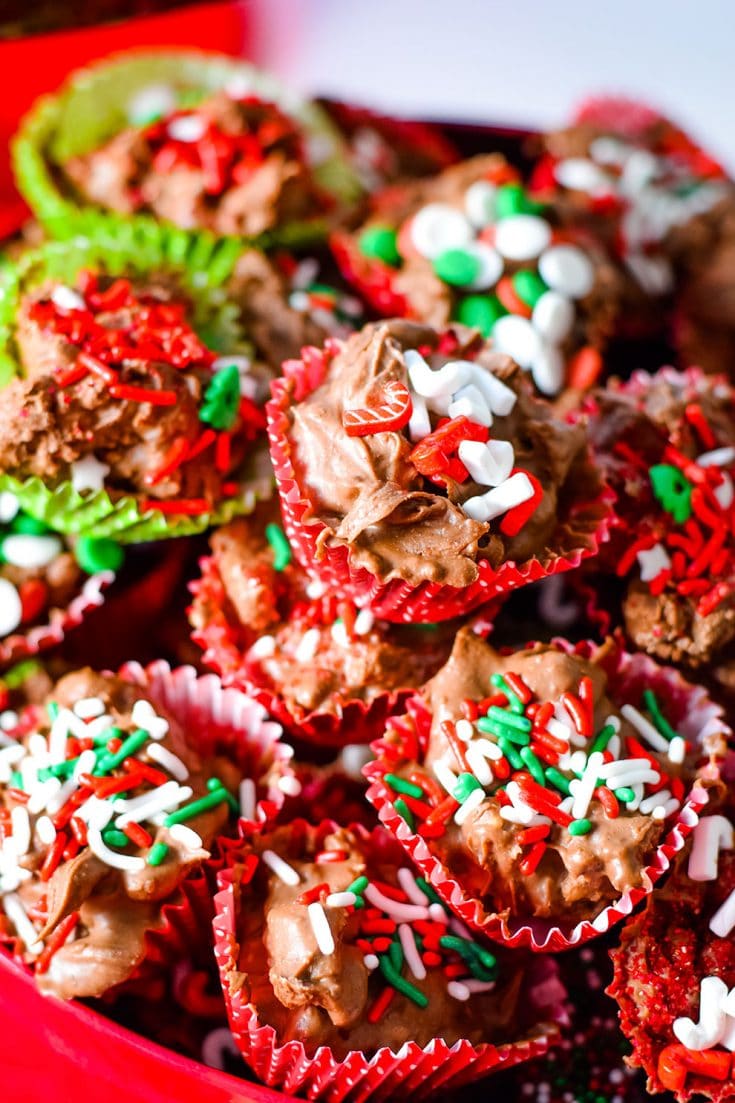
[366,984,395,1023]
[35,911,80,974]
[39,832,68,881]
[123,822,154,849]
[141,498,212,515]
[440,719,471,772]
[314,848,348,864]
[297,882,330,906]
[109,383,177,406]
[519,841,547,876]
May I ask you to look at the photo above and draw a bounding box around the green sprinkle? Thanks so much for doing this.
[147,841,170,866]
[520,746,545,786]
[352,895,365,910]
[164,787,231,827]
[590,723,617,754]
[199,363,241,431]
[46,701,59,723]
[490,673,524,713]
[75,536,124,575]
[3,659,42,689]
[642,689,678,741]
[38,745,108,781]
[347,875,369,896]
[394,798,415,829]
[615,787,635,803]
[358,224,401,267]
[9,770,23,791]
[478,716,530,746]
[416,876,443,906]
[455,293,506,336]
[385,774,424,799]
[568,818,592,836]
[92,726,120,747]
[439,935,497,982]
[433,247,481,287]
[649,463,692,523]
[264,523,292,571]
[544,767,571,796]
[95,728,149,774]
[102,828,130,848]
[388,939,404,971]
[512,269,547,308]
[452,772,483,804]
[378,956,428,1007]
[486,706,531,733]
[498,736,523,769]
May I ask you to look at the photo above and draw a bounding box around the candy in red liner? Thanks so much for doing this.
[364,631,729,951]
[213,820,566,1102]
[331,153,623,399]
[266,321,614,623]
[585,367,735,668]
[609,785,735,1101]
[188,507,464,747]
[0,660,292,998]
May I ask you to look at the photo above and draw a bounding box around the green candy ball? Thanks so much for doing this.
[75,536,124,575]
[512,269,548,308]
[358,225,401,267]
[11,514,51,536]
[433,248,481,287]
[455,294,506,337]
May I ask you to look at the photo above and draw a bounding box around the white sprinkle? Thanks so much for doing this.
[410,203,473,259]
[491,314,542,370]
[397,867,430,907]
[448,383,493,427]
[278,775,302,797]
[305,579,327,599]
[87,824,145,872]
[398,922,426,980]
[640,789,671,815]
[1,534,62,570]
[45,776,80,816]
[2,892,43,954]
[262,849,300,886]
[620,704,670,753]
[447,981,471,1001]
[404,349,471,399]
[458,439,514,487]
[429,902,450,925]
[35,815,56,846]
[295,628,320,664]
[73,697,106,720]
[354,609,375,636]
[26,778,60,815]
[571,751,604,821]
[698,446,735,468]
[455,719,474,742]
[462,471,535,523]
[131,700,169,741]
[364,884,429,922]
[169,823,204,851]
[407,389,431,442]
[465,743,493,787]
[468,363,517,416]
[546,717,573,744]
[167,114,207,143]
[147,742,190,782]
[326,891,357,909]
[364,953,380,971]
[472,737,503,761]
[689,816,734,881]
[0,711,19,735]
[494,214,552,262]
[70,454,110,494]
[338,743,373,780]
[714,473,734,511]
[114,781,191,827]
[83,715,114,742]
[554,157,612,194]
[464,979,497,994]
[433,758,459,795]
[331,620,350,647]
[539,244,595,299]
[249,635,276,660]
[668,735,687,765]
[51,285,86,312]
[239,778,256,820]
[10,806,31,856]
[500,803,536,825]
[72,749,97,781]
[454,786,485,825]
[0,579,22,637]
[711,888,735,938]
[79,796,115,830]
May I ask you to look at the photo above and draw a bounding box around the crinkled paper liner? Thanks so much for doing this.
[266,343,615,623]
[364,639,729,952]
[0,569,113,668]
[1,661,293,988]
[189,554,429,747]
[212,820,565,1103]
[12,49,362,248]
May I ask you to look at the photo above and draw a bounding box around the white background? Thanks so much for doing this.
[251,0,735,168]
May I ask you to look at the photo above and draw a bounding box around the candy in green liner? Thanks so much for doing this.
[12,49,362,248]
[0,228,278,542]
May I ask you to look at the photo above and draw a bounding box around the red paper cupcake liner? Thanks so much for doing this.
[266,345,615,624]
[0,569,113,668]
[330,230,410,318]
[188,554,460,748]
[365,639,729,952]
[1,660,294,988]
[213,821,566,1103]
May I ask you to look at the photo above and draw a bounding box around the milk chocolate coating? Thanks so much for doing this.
[288,319,597,588]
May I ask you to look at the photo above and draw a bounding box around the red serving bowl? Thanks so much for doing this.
[0,952,282,1103]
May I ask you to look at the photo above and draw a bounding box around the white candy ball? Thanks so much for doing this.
[167,115,207,143]
[410,203,473,259]
[494,215,552,262]
[464,180,497,228]
[539,245,595,299]
[0,578,22,637]
[531,344,565,396]
[554,157,611,194]
[532,290,575,343]
[491,315,541,370]
[465,242,503,291]
[0,493,19,524]
[2,534,63,570]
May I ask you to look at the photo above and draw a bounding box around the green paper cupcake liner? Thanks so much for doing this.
[12,49,363,248]
[0,224,275,542]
